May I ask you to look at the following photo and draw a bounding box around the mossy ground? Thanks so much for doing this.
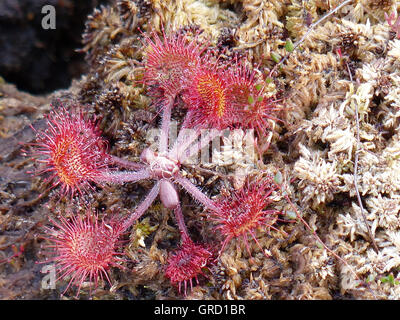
[1,0,400,299]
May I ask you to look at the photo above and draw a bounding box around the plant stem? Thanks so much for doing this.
[169,126,201,161]
[122,181,160,231]
[277,181,377,299]
[98,169,150,184]
[179,129,222,164]
[269,0,353,77]
[159,95,175,154]
[175,176,218,212]
[109,155,145,170]
[174,203,190,242]
[343,59,379,254]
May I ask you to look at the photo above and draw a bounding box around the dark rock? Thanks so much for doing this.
[0,0,110,94]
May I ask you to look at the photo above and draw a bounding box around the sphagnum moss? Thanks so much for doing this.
[3,0,400,300]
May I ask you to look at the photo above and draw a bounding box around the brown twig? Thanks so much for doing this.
[277,181,377,299]
[343,60,379,253]
[269,0,353,77]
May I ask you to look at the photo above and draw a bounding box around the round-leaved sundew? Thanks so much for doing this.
[29,107,110,197]
[210,178,282,256]
[225,62,281,135]
[40,210,125,297]
[165,239,213,295]
[142,30,205,98]
[183,67,236,130]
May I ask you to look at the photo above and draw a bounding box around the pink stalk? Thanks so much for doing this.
[178,129,223,164]
[122,181,161,231]
[97,169,150,184]
[159,95,175,154]
[175,176,219,212]
[385,12,400,39]
[174,203,190,242]
[109,155,145,170]
[169,127,202,161]
[180,110,195,130]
